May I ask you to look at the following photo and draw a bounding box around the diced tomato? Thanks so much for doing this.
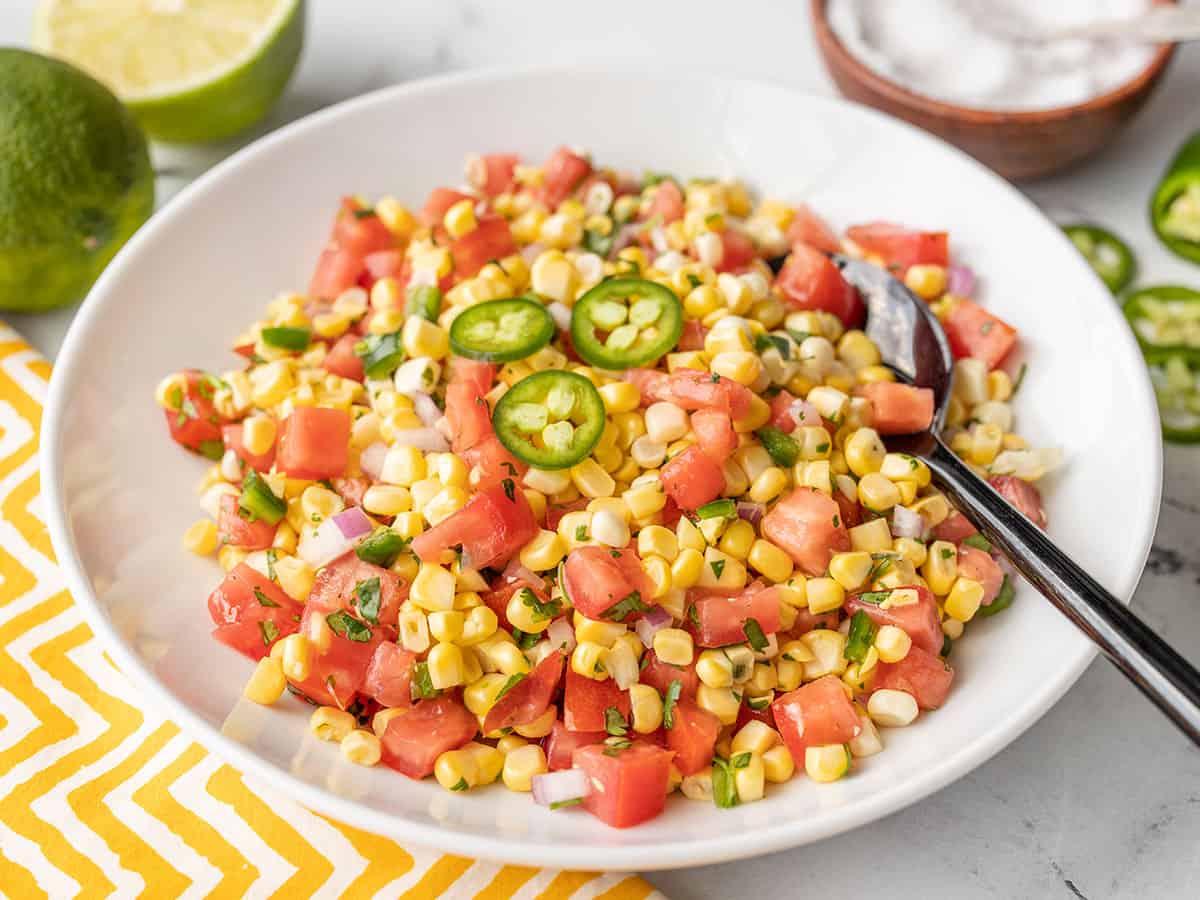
[786,204,841,254]
[933,511,978,543]
[539,146,591,208]
[677,319,707,352]
[471,152,519,197]
[306,554,407,627]
[645,178,683,224]
[775,244,864,327]
[563,668,630,732]
[363,642,417,708]
[380,695,478,779]
[574,742,673,828]
[872,645,954,710]
[333,201,396,257]
[957,545,1005,605]
[786,607,841,636]
[856,382,935,435]
[768,390,798,434]
[989,475,1046,529]
[665,700,721,776]
[462,434,527,492]
[321,333,366,383]
[944,299,1018,370]
[421,188,474,227]
[844,584,942,655]
[845,222,949,271]
[690,582,781,648]
[545,498,589,531]
[309,246,364,299]
[562,546,654,621]
[689,409,737,462]
[544,720,605,770]
[664,370,753,418]
[207,563,302,661]
[276,407,351,480]
[411,483,537,570]
[445,386,494,457]
[221,422,274,473]
[483,652,565,733]
[480,569,549,631]
[661,445,725,511]
[164,370,224,455]
[624,367,671,405]
[450,215,516,280]
[216,493,276,550]
[450,358,498,395]
[761,487,851,576]
[292,607,392,708]
[716,229,757,273]
[362,249,404,286]
[736,700,776,732]
[639,650,699,701]
[832,488,862,531]
[331,476,370,509]
[773,675,861,758]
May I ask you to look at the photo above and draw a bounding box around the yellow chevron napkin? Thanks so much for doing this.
[0,322,664,900]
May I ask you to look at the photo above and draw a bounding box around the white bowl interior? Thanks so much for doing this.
[43,69,1160,870]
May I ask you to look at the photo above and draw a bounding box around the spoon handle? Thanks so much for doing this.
[925,438,1200,746]
[1056,7,1200,43]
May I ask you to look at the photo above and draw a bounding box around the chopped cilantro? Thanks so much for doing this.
[495,672,527,701]
[662,679,683,729]
[743,617,768,652]
[604,706,628,737]
[710,559,726,578]
[450,777,469,791]
[326,610,372,643]
[519,587,562,621]
[550,797,584,809]
[601,591,650,622]
[252,587,280,608]
[258,620,279,646]
[501,478,516,502]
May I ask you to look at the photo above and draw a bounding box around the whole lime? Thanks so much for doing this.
[0,49,154,313]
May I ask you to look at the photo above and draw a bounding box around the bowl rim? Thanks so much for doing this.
[39,63,1163,871]
[810,0,1178,124]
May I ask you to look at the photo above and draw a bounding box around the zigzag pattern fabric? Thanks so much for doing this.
[0,322,664,900]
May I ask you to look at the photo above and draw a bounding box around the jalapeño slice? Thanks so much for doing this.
[570,277,683,369]
[1123,285,1200,362]
[449,297,554,363]
[492,370,606,469]
[1062,223,1136,294]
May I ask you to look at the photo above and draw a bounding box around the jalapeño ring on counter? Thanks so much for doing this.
[1122,285,1200,361]
[449,296,555,362]
[492,370,606,469]
[1062,223,1136,295]
[570,276,683,369]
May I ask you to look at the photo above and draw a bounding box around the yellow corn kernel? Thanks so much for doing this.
[988,369,1014,402]
[401,316,449,360]
[275,633,311,682]
[397,608,431,653]
[734,752,766,803]
[390,513,424,545]
[625,683,663,734]
[571,458,616,499]
[571,641,609,680]
[893,537,929,568]
[435,749,479,793]
[857,472,901,513]
[670,547,705,589]
[513,705,556,739]
[425,610,463,644]
[909,494,951,528]
[642,554,673,599]
[653,628,694,667]
[311,706,356,742]
[504,588,551,634]
[427,642,466,689]
[675,515,706,552]
[732,719,780,757]
[242,657,286,705]
[598,380,641,414]
[462,742,504,786]
[746,467,788,505]
[874,624,913,664]
[637,525,678,562]
[805,743,851,783]
[183,519,218,556]
[462,673,507,718]
[698,547,747,590]
[696,684,741,725]
[340,729,383,767]
[836,329,882,370]
[358,484,408,518]
[235,414,275,456]
[380,444,426,487]
[945,576,985,622]
[495,734,528,757]
[922,541,959,596]
[806,577,846,615]
[968,422,1004,466]
[502,744,548,792]
[843,428,885,477]
[574,616,626,648]
[374,196,417,236]
[249,360,295,407]
[746,539,793,583]
[718,520,756,561]
[828,551,873,591]
[732,394,772,433]
[410,563,456,611]
[775,655,803,692]
[480,638,531,677]
[709,351,763,387]
[695,649,734,688]
[848,517,893,553]
[423,486,469,526]
[904,264,948,300]
[442,198,477,239]
[515,529,564,573]
[530,250,579,304]
[761,744,795,783]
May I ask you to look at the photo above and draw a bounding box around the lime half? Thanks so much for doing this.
[33,0,305,144]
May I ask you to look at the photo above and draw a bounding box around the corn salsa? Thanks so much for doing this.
[156,147,1058,828]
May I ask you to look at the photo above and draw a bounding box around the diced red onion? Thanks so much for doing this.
[947,265,975,297]
[413,392,441,427]
[502,559,546,592]
[390,427,450,453]
[547,302,572,332]
[359,442,387,479]
[790,400,822,429]
[891,504,927,540]
[547,616,576,654]
[332,506,373,539]
[635,605,673,647]
[531,768,591,809]
[736,501,765,527]
[521,242,547,265]
[298,517,362,568]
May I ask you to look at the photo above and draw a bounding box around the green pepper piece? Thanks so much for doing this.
[354,332,405,380]
[260,325,312,351]
[844,610,878,663]
[696,498,736,519]
[449,297,555,363]
[1122,285,1200,362]
[406,284,443,322]
[1151,131,1200,264]
[239,470,286,525]
[756,426,800,468]
[493,370,606,468]
[570,277,683,369]
[1062,224,1136,294]
[979,575,1015,618]
[355,527,408,568]
[1148,353,1200,443]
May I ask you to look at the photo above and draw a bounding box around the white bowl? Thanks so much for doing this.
[42,67,1161,871]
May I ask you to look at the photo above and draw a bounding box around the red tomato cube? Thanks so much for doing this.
[872,645,955,710]
[989,475,1046,529]
[217,493,277,551]
[276,407,351,480]
[483,651,564,733]
[221,421,275,473]
[306,554,407,627]
[944,299,1018,370]
[845,222,948,271]
[639,650,700,701]
[775,243,864,327]
[207,563,302,660]
[689,582,781,648]
[844,584,943,656]
[561,546,655,621]
[773,675,861,759]
[760,487,851,576]
[380,695,478,779]
[856,382,934,435]
[665,699,721,776]
[322,333,366,383]
[573,742,673,828]
[363,642,417,708]
[563,668,630,733]
[544,720,606,771]
[411,483,537,571]
[164,370,224,455]
[661,445,725,511]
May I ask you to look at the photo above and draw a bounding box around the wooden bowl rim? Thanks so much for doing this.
[810,0,1179,125]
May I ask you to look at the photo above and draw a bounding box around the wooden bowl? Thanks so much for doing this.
[810,0,1179,181]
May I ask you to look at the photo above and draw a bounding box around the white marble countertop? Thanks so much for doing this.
[4,2,1200,896]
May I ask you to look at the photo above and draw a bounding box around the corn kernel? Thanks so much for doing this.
[857,472,901,513]
[904,264,948,300]
[311,706,355,742]
[732,720,780,757]
[848,517,893,553]
[945,576,985,622]
[718,520,756,561]
[624,683,663,734]
[747,539,793,583]
[696,684,741,725]
[670,547,705,589]
[696,649,734,688]
[653,628,694,667]
[874,624,912,663]
[828,551,873,591]
[868,688,919,727]
[698,547,746,590]
[411,563,456,611]
[401,316,449,360]
[762,744,795,782]
[183,519,218,556]
[805,743,851,783]
[571,457,616,499]
[435,749,479,792]
[242,657,286,705]
[571,641,609,680]
[922,541,959,595]
[502,744,547,792]
[340,729,383,767]
[513,705,557,739]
